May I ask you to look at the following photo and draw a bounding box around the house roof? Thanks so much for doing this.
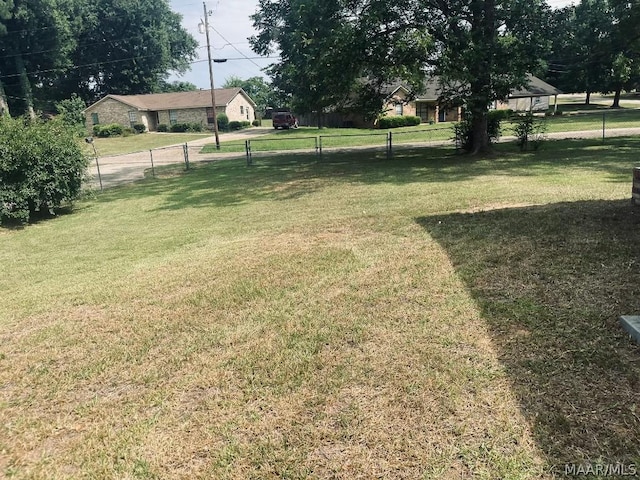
[414,74,561,101]
[86,88,257,112]
[509,74,562,98]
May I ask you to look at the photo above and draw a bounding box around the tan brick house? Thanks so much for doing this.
[84,88,257,132]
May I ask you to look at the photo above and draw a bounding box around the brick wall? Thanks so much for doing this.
[85,98,134,132]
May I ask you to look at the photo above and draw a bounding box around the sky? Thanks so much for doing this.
[167,0,273,88]
[168,0,576,89]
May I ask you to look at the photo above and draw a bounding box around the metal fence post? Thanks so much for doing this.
[94,156,103,191]
[315,136,319,158]
[387,131,393,158]
[246,139,252,165]
[319,136,323,157]
[603,112,606,143]
[149,150,155,177]
[183,143,190,170]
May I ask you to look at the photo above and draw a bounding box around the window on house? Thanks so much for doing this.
[240,106,244,115]
[395,103,403,116]
[128,111,137,127]
[169,110,178,125]
[206,107,215,124]
[91,112,99,124]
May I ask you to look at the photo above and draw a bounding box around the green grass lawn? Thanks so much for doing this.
[200,111,640,156]
[89,132,213,156]
[2,138,640,478]
[201,124,454,155]
[87,108,640,158]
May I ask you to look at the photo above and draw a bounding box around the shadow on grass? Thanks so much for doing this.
[417,199,640,473]
[93,137,640,213]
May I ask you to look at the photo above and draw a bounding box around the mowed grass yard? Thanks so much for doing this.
[1,138,640,479]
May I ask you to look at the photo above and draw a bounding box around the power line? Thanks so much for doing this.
[0,53,279,80]
[209,25,263,70]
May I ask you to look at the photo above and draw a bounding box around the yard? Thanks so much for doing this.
[1,137,639,478]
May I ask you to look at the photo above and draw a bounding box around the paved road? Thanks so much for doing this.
[87,126,640,190]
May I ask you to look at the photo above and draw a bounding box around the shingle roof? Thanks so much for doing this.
[414,74,561,101]
[97,88,255,111]
[509,74,562,98]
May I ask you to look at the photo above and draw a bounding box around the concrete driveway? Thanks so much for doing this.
[87,127,273,189]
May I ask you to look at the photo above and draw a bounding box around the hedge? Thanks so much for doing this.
[378,115,421,129]
[93,123,124,137]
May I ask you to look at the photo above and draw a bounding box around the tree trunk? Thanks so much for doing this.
[471,110,490,155]
[0,79,9,116]
[466,0,495,155]
[15,54,36,119]
[611,87,622,108]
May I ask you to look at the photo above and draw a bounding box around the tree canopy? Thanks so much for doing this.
[544,0,640,107]
[251,0,432,127]
[251,0,549,151]
[0,0,197,117]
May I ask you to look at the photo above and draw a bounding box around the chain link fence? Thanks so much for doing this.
[86,112,640,189]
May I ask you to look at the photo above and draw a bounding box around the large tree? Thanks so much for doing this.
[0,0,12,115]
[252,0,549,151]
[251,0,431,127]
[546,0,611,104]
[49,0,197,104]
[420,0,550,152]
[0,0,75,117]
[0,0,198,116]
[545,0,640,107]
[606,0,640,107]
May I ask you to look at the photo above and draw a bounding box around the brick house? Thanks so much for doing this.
[298,75,560,128]
[84,88,257,132]
[388,74,560,124]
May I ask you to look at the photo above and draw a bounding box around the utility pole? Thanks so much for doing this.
[201,2,220,150]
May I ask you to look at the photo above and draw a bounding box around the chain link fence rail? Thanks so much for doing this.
[85,114,640,189]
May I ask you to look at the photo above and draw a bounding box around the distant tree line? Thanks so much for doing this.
[544,0,640,107]
[0,0,198,118]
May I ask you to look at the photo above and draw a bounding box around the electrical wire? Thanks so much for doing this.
[0,53,279,80]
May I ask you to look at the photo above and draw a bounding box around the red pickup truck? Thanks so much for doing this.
[272,112,298,129]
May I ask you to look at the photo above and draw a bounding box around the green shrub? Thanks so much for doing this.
[486,110,505,140]
[169,122,203,133]
[157,124,168,132]
[169,123,189,133]
[93,123,124,137]
[55,94,86,134]
[378,115,421,129]
[216,112,229,131]
[453,119,472,151]
[228,121,242,131]
[378,117,394,129]
[252,119,261,127]
[241,121,251,129]
[405,116,421,126]
[0,117,89,225]
[132,123,146,133]
[513,112,548,151]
